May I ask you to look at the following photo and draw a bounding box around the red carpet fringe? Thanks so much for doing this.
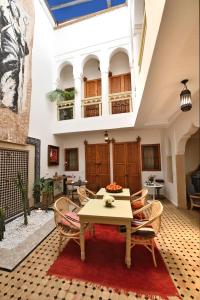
[47,225,180,299]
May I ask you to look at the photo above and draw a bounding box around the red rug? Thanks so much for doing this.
[47,225,179,299]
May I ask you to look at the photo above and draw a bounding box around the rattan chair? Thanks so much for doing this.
[77,186,97,207]
[190,193,200,209]
[54,196,87,253]
[130,188,148,210]
[131,200,163,267]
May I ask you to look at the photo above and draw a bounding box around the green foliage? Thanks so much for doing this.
[0,208,5,241]
[32,177,53,211]
[47,88,75,103]
[14,171,29,225]
[32,177,45,203]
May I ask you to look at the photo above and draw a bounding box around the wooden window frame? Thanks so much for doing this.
[64,148,79,171]
[141,144,161,171]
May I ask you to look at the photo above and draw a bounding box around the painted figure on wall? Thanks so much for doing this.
[0,0,29,113]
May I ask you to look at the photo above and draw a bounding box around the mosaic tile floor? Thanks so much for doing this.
[0,200,199,300]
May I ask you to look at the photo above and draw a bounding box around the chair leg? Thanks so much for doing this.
[151,241,157,267]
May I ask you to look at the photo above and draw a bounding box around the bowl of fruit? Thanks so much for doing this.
[106,182,123,193]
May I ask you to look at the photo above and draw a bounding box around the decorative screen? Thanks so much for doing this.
[0,148,28,220]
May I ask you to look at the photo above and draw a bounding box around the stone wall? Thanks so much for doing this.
[0,0,35,145]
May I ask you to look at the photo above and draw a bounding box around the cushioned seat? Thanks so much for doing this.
[130,200,163,267]
[132,227,156,238]
[130,188,148,212]
[54,196,89,253]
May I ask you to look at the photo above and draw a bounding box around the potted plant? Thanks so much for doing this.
[41,178,54,211]
[47,87,76,103]
[148,174,156,184]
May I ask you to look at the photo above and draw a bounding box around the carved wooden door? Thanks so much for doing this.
[113,141,141,193]
[85,143,110,192]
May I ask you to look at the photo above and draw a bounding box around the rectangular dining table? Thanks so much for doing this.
[96,188,131,200]
[78,199,133,268]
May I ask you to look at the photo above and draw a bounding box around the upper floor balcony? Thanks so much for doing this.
[52,49,135,135]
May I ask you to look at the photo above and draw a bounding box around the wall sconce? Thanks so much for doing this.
[180,79,192,112]
[104,131,115,143]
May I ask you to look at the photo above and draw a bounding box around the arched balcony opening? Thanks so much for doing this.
[109,50,132,114]
[82,58,101,118]
[57,64,75,121]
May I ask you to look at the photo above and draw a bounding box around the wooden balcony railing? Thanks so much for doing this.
[82,96,102,118]
[57,100,74,120]
[109,91,132,114]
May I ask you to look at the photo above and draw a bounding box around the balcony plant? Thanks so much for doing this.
[47,87,75,103]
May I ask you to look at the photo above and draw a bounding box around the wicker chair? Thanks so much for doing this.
[190,193,200,209]
[77,186,97,207]
[54,196,87,253]
[130,188,148,210]
[131,200,163,267]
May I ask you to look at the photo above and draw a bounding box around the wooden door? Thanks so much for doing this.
[113,141,141,193]
[85,143,110,192]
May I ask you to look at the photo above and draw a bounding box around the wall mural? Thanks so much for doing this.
[0,0,34,144]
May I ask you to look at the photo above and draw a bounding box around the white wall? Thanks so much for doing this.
[60,65,74,89]
[132,0,166,118]
[110,52,130,75]
[58,127,164,187]
[29,0,63,178]
[185,130,200,175]
[161,98,199,206]
[54,7,130,56]
[83,59,101,80]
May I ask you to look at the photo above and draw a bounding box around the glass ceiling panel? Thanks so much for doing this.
[45,0,126,24]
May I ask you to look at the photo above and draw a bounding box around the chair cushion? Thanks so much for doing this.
[132,227,155,238]
[132,219,149,226]
[60,211,80,229]
[131,201,143,210]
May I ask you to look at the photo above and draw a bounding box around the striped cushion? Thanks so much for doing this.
[60,211,80,229]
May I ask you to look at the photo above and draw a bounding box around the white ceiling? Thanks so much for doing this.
[135,0,199,128]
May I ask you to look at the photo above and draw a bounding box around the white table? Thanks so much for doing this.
[96,188,130,200]
[78,199,133,268]
[144,183,164,200]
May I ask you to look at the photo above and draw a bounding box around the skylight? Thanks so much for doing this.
[45,0,127,24]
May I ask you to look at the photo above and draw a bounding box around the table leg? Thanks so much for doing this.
[125,222,131,268]
[153,187,155,200]
[80,221,85,261]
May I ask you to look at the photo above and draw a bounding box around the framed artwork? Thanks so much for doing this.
[48,145,59,166]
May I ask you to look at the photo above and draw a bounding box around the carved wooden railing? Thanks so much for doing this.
[57,100,74,120]
[82,96,102,118]
[109,91,132,114]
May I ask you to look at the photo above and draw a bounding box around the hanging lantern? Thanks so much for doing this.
[180,79,192,112]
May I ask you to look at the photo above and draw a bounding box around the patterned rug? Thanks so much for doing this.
[47,225,179,299]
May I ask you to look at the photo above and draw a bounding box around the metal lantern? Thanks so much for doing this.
[104,131,109,142]
[180,79,192,112]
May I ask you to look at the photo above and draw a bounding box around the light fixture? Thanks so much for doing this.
[104,131,115,143]
[180,79,192,112]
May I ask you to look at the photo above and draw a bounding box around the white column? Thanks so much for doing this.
[101,71,109,116]
[74,75,82,119]
[130,65,135,112]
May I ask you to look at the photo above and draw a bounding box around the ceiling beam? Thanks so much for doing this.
[50,0,93,11]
